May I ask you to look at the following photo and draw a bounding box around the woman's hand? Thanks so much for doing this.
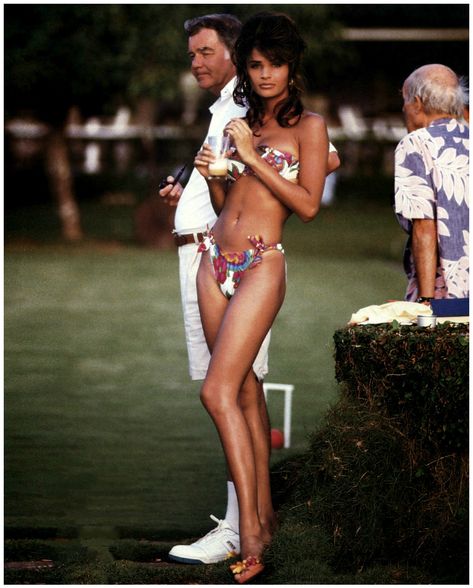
[224,118,256,165]
[194,143,216,180]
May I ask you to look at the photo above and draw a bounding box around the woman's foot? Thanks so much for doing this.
[229,535,265,584]
[230,555,264,584]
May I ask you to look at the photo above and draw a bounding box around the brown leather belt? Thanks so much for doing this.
[172,231,206,247]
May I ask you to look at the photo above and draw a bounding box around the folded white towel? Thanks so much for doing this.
[349,301,433,325]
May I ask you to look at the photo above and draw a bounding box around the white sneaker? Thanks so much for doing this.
[168,514,240,564]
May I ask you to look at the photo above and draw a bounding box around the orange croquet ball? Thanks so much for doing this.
[271,428,284,450]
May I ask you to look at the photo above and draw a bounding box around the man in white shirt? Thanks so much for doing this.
[160,13,340,565]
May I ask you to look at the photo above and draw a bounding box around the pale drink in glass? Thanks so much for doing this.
[207,135,231,179]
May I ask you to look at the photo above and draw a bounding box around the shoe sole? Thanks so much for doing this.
[168,554,206,565]
[169,553,237,565]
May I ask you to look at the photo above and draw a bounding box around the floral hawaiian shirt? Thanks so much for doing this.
[394,118,469,301]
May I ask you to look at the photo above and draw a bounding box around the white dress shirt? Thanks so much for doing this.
[174,77,247,234]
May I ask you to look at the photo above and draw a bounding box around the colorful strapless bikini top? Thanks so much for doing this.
[227,145,300,183]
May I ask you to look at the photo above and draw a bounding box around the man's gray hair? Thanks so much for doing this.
[404,65,469,117]
[184,14,242,51]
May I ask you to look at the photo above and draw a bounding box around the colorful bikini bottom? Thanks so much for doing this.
[198,231,285,299]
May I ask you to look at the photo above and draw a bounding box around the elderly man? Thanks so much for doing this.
[394,64,469,303]
[161,13,340,565]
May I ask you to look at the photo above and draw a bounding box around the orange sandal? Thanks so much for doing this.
[230,555,264,584]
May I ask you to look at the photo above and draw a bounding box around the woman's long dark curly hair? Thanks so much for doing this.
[233,12,307,129]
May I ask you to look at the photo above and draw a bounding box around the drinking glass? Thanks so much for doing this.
[207,134,231,180]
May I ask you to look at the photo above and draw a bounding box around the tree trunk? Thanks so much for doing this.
[45,129,83,241]
[134,98,174,248]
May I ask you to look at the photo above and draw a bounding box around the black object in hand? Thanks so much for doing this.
[158,164,187,190]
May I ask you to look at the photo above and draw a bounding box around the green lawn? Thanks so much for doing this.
[4,198,408,581]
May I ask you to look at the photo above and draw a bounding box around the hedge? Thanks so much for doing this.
[333,322,469,452]
[271,321,469,583]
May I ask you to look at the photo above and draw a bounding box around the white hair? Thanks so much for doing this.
[404,65,468,117]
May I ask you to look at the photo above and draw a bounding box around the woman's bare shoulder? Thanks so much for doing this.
[299,110,327,132]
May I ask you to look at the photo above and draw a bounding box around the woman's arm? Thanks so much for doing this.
[225,115,329,222]
[193,143,229,214]
[207,180,228,215]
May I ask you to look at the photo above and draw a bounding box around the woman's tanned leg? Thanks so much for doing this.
[197,251,285,559]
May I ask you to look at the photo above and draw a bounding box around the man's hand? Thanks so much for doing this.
[327,150,340,175]
[159,178,183,207]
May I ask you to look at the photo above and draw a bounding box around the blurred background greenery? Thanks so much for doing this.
[5,3,468,244]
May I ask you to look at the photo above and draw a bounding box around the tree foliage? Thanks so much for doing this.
[5,4,187,122]
[5,4,345,124]
[5,3,468,124]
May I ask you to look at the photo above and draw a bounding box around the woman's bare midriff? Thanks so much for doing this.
[212,176,290,250]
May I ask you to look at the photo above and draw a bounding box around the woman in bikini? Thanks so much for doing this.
[193,12,329,583]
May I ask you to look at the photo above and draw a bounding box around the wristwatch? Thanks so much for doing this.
[416,296,433,303]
